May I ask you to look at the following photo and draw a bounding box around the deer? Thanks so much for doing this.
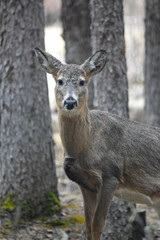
[35,48,160,240]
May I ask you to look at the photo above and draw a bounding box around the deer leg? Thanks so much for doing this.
[80,186,98,240]
[92,177,118,240]
[64,157,102,192]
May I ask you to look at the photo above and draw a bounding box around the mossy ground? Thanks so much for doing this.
[0,192,62,235]
[0,192,60,219]
[45,212,85,228]
[0,192,85,238]
[0,221,14,235]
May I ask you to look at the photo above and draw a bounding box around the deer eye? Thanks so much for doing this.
[57,79,63,86]
[79,80,85,86]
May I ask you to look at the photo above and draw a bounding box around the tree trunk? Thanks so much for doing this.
[61,0,94,109]
[145,0,160,126]
[90,0,129,117]
[0,0,58,219]
[90,0,142,239]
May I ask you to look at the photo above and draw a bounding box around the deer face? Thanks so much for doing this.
[55,65,88,114]
[35,48,107,115]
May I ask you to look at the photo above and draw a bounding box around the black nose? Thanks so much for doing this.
[64,97,77,110]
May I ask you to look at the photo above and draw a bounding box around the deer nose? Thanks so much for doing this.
[64,97,77,110]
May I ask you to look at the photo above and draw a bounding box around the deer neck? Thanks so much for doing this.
[58,106,91,158]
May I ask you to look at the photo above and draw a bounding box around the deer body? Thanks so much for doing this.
[62,108,160,199]
[35,48,160,240]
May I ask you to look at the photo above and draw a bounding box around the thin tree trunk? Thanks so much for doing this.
[145,0,160,126]
[61,0,94,109]
[90,0,141,239]
[0,0,58,218]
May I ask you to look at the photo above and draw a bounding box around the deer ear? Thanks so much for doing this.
[35,48,63,77]
[81,50,107,77]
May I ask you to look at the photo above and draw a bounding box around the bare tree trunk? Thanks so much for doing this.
[145,0,160,126]
[90,0,142,239]
[61,0,91,64]
[90,0,129,117]
[61,0,94,109]
[0,0,58,219]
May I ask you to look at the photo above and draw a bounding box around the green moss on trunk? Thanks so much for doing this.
[42,192,61,216]
[1,193,16,212]
[0,192,61,221]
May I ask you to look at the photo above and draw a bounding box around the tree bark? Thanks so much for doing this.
[145,0,160,126]
[61,0,94,109]
[0,0,58,217]
[61,0,91,64]
[90,0,129,117]
[90,0,141,239]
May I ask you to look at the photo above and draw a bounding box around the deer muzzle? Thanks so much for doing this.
[64,98,77,110]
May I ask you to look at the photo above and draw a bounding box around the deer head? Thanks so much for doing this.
[35,48,107,116]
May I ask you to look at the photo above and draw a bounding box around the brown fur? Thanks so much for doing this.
[35,48,160,240]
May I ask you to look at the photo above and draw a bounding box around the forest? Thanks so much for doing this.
[0,0,160,239]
